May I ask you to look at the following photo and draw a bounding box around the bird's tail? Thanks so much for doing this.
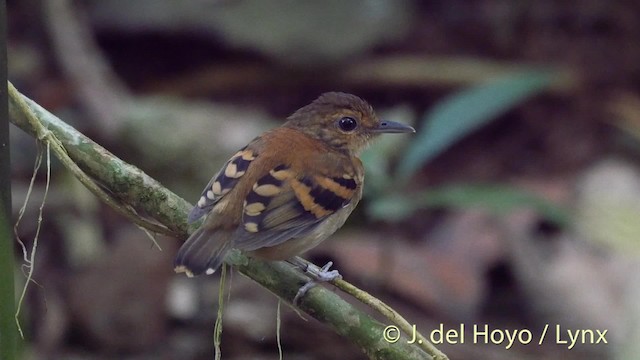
[174,227,234,277]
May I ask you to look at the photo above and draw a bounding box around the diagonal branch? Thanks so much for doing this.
[8,82,446,360]
[8,83,178,237]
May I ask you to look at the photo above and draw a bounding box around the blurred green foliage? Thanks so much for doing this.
[363,71,570,225]
[397,70,555,180]
[368,183,570,225]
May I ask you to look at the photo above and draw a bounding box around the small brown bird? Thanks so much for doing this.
[175,92,414,278]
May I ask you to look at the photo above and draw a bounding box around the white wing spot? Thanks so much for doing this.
[270,168,290,181]
[205,268,215,275]
[245,202,266,216]
[206,190,215,200]
[225,163,238,178]
[241,151,256,161]
[253,184,280,197]
[245,222,259,233]
[211,181,222,195]
[197,196,207,207]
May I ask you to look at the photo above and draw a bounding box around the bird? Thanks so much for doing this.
[174,92,415,281]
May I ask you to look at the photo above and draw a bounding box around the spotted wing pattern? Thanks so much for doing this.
[187,147,257,223]
[235,166,359,251]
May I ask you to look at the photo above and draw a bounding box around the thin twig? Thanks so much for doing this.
[213,264,227,360]
[15,142,51,339]
[336,279,448,360]
[299,258,449,360]
[276,300,283,360]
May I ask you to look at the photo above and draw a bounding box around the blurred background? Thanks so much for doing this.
[7,0,640,359]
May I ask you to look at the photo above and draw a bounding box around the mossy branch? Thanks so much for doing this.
[8,82,447,360]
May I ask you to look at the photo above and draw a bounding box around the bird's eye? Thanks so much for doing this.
[337,117,358,132]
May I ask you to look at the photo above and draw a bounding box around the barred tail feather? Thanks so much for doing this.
[174,227,234,277]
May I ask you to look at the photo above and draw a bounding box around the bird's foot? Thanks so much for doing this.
[292,260,342,305]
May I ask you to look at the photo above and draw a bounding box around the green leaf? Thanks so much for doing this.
[368,183,571,226]
[396,70,555,181]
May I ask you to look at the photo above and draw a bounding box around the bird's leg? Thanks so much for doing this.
[289,257,342,304]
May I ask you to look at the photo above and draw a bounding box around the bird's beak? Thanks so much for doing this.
[371,120,416,134]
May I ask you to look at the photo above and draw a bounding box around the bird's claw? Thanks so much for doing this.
[293,261,342,305]
[309,261,342,282]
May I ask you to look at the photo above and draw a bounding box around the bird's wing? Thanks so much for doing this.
[187,145,258,223]
[234,160,361,251]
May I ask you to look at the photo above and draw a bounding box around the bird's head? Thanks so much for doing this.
[285,92,415,155]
